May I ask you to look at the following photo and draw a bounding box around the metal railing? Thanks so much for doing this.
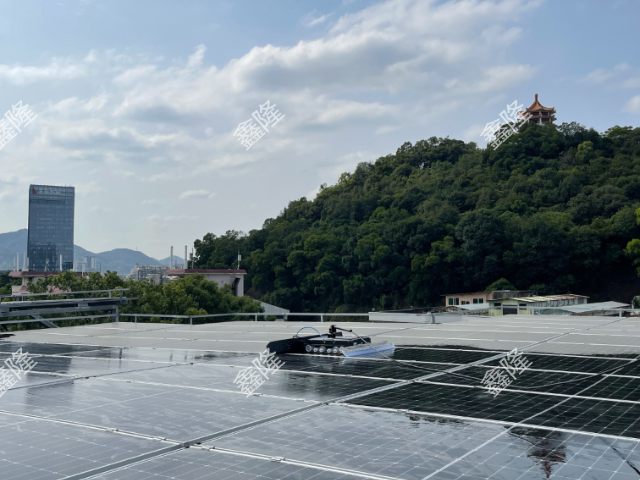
[120,312,370,325]
[0,313,113,326]
[453,305,638,317]
[1,288,129,300]
[1,302,636,330]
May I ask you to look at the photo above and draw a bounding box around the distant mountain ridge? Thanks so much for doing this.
[0,229,166,274]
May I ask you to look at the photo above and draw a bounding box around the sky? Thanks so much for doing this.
[0,0,639,259]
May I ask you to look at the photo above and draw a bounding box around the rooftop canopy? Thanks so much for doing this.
[525,93,556,112]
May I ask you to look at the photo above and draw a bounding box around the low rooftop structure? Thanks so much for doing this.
[488,293,588,315]
[8,270,84,296]
[130,264,180,281]
[444,289,535,306]
[165,269,246,297]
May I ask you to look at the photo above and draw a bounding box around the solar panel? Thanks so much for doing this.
[0,315,639,479]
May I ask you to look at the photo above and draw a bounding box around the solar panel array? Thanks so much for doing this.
[0,315,639,479]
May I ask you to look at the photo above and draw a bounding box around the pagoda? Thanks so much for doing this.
[523,93,556,124]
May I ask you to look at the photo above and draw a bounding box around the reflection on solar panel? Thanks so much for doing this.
[0,316,639,479]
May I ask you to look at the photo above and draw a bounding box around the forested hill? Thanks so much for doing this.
[194,122,640,312]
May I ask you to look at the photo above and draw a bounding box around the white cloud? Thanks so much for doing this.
[623,96,640,114]
[0,57,87,85]
[83,93,108,112]
[445,64,537,94]
[624,78,640,89]
[146,214,200,225]
[144,173,175,182]
[582,68,614,84]
[303,10,334,27]
[582,63,637,86]
[306,185,322,200]
[0,0,550,257]
[178,190,215,199]
[111,0,540,118]
[322,150,372,178]
[112,65,158,85]
[76,181,104,196]
[462,124,486,143]
[316,100,399,124]
[187,45,207,69]
[480,25,522,46]
[91,205,113,213]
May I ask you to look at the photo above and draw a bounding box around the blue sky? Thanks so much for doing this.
[0,0,639,259]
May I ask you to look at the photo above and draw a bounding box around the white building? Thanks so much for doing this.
[165,269,246,297]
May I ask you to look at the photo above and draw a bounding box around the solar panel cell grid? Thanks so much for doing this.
[92,448,366,480]
[434,430,640,480]
[391,347,496,364]
[349,383,565,424]
[27,381,305,442]
[101,363,395,401]
[426,367,640,401]
[0,415,161,480]
[278,354,432,380]
[55,347,252,363]
[212,406,507,480]
[483,353,633,373]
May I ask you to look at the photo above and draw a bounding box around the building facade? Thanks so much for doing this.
[77,256,98,273]
[130,264,182,281]
[488,294,588,315]
[27,185,75,272]
[444,290,535,306]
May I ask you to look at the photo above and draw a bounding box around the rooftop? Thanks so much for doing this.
[165,268,247,275]
[525,93,556,112]
[1,315,639,479]
[442,289,535,296]
[501,294,589,303]
[9,270,85,277]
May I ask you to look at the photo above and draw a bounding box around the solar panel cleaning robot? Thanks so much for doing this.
[267,325,395,358]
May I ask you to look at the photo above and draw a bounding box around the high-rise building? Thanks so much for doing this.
[27,185,75,271]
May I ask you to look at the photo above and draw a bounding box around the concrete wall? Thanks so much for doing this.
[202,273,245,297]
[369,312,468,324]
[445,292,490,306]
[260,301,290,315]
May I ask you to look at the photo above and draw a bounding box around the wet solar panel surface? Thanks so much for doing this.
[0,316,639,479]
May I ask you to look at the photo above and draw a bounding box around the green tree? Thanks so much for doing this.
[28,272,262,318]
[485,278,516,291]
[190,124,640,309]
[0,273,20,297]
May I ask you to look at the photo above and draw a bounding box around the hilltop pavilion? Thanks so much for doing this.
[523,93,556,124]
